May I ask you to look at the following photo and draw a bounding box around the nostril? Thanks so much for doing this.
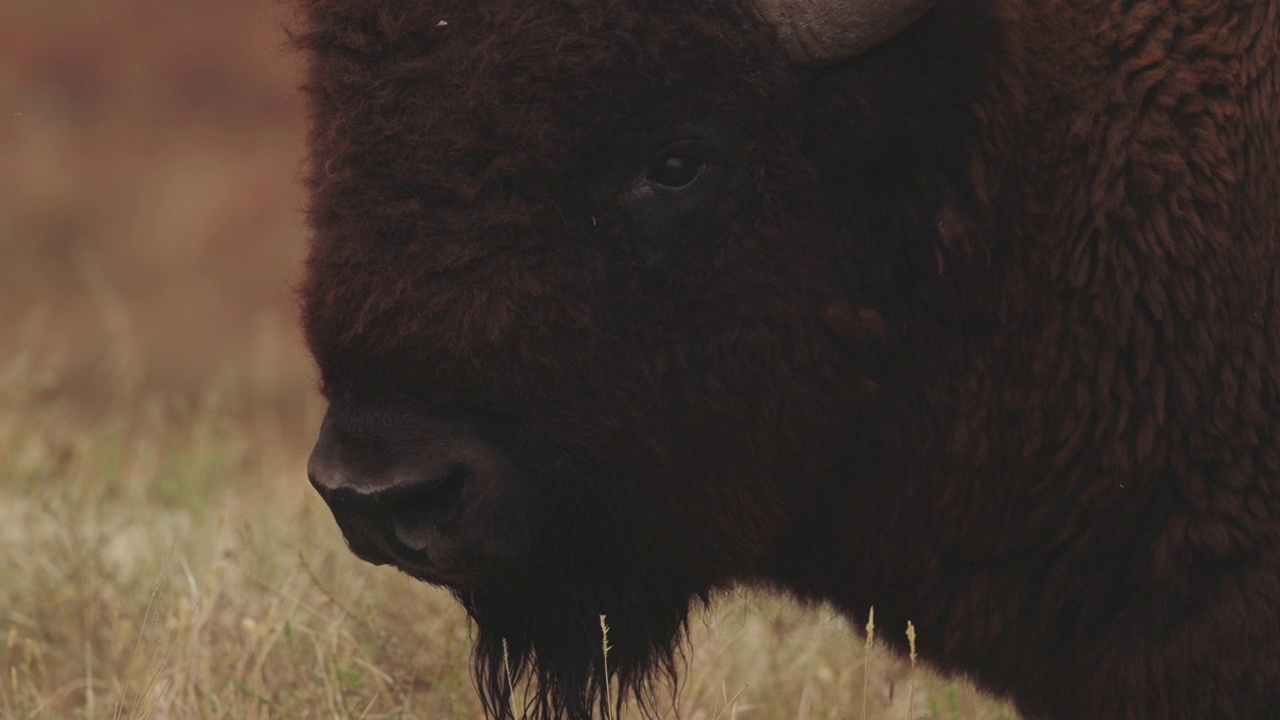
[390,466,471,551]
[391,466,469,521]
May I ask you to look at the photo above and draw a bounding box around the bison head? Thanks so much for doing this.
[297,0,985,716]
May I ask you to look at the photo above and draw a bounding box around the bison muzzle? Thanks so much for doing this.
[308,402,528,586]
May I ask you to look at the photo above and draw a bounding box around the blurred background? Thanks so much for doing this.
[2,0,310,413]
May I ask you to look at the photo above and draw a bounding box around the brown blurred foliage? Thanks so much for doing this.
[1,0,311,408]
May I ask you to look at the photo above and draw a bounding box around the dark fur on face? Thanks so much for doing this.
[295,0,1280,718]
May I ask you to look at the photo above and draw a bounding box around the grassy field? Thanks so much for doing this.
[0,1,1020,717]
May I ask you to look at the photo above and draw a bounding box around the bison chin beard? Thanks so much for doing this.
[457,577,708,720]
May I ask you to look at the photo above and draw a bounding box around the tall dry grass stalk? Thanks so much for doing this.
[599,614,613,719]
[502,638,517,710]
[113,543,177,720]
[861,606,876,720]
[906,621,918,720]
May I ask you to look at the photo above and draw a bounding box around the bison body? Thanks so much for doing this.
[296,0,1280,717]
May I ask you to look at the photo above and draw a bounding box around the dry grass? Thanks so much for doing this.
[1,1,1021,717]
[0,360,480,719]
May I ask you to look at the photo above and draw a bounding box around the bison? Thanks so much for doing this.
[295,0,1280,717]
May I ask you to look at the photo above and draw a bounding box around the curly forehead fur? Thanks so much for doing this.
[300,0,805,396]
[296,0,1280,717]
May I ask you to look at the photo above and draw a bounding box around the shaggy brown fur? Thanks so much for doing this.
[295,0,1280,717]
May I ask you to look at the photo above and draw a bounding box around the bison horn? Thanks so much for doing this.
[739,0,939,65]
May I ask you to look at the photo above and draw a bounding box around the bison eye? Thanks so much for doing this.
[619,136,725,219]
[647,153,705,191]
